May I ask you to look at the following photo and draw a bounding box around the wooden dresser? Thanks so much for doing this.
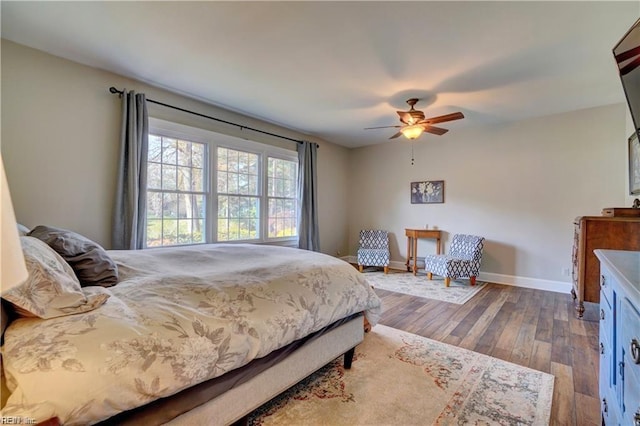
[572,216,640,318]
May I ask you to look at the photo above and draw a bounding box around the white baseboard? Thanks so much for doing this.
[388,260,406,270]
[341,255,357,264]
[341,256,572,294]
[478,272,571,294]
[340,257,410,272]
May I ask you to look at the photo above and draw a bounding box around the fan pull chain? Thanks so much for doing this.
[411,142,415,166]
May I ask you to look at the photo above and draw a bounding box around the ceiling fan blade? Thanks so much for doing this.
[423,125,449,136]
[389,131,403,139]
[421,112,465,125]
[364,125,402,130]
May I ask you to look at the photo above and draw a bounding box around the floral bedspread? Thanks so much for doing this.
[1,244,382,425]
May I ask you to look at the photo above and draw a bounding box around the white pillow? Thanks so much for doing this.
[2,237,108,318]
[16,223,30,236]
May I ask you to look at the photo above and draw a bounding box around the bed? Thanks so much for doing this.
[1,233,382,425]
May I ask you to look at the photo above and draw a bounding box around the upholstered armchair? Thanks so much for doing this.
[423,234,485,287]
[357,229,390,274]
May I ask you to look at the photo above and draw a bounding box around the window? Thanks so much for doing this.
[217,147,260,241]
[267,157,298,238]
[146,135,207,247]
[146,119,298,247]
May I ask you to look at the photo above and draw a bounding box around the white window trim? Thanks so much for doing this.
[149,118,299,246]
[265,156,299,241]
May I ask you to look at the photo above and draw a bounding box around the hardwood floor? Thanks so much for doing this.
[373,281,600,425]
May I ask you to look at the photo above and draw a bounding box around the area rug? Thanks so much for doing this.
[362,271,487,304]
[247,325,554,425]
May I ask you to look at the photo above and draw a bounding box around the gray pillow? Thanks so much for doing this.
[27,225,118,287]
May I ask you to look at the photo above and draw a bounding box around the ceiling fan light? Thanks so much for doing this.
[401,125,424,140]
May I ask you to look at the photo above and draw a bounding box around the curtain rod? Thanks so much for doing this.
[109,87,314,146]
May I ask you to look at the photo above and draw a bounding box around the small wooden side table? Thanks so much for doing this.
[405,228,442,276]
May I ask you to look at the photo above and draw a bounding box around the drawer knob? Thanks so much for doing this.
[600,275,606,288]
[602,398,607,414]
[600,342,605,355]
[635,408,640,426]
[600,309,605,321]
[631,339,640,365]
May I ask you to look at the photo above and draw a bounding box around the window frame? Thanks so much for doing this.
[266,155,299,240]
[146,123,211,248]
[148,118,299,247]
[215,144,263,243]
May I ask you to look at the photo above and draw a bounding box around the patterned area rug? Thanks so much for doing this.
[362,271,486,304]
[247,325,554,425]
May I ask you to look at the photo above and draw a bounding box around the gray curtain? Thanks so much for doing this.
[112,90,149,250]
[297,141,320,251]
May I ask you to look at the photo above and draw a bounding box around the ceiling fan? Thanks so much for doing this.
[365,98,464,140]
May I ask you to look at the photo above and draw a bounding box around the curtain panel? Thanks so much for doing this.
[112,91,149,250]
[297,141,320,251]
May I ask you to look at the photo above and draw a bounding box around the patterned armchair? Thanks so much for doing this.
[357,229,390,274]
[423,234,484,287]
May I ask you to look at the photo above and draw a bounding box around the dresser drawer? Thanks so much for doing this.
[623,360,640,426]
[621,298,640,423]
[600,271,614,309]
[600,292,614,347]
[600,319,613,391]
[601,391,619,426]
[620,298,640,369]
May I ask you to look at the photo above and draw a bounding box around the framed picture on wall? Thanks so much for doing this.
[410,180,444,204]
[630,132,640,195]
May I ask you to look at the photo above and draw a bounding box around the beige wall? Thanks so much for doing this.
[2,40,633,290]
[1,40,351,255]
[348,103,628,290]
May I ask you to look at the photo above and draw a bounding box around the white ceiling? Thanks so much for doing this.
[1,1,638,148]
